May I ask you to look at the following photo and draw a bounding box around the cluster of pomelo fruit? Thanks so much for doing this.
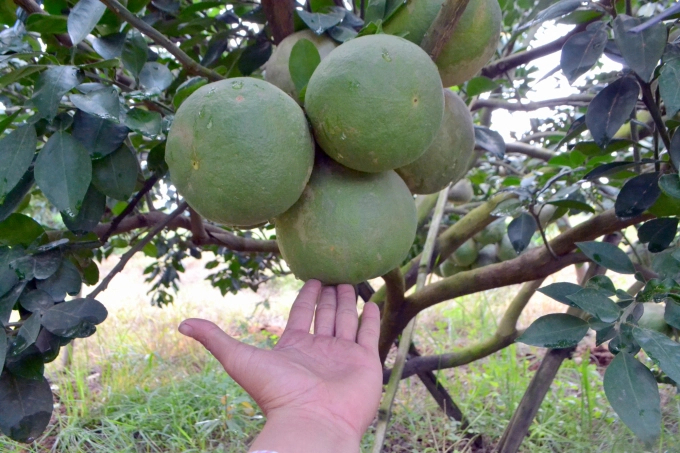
[165,0,501,285]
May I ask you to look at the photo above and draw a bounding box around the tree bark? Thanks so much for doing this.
[262,0,296,44]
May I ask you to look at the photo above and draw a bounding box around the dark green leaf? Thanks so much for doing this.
[34,329,67,363]
[9,313,41,357]
[560,22,608,84]
[69,87,119,121]
[0,329,5,375]
[633,326,680,384]
[10,249,62,281]
[0,111,20,136]
[546,199,594,213]
[297,8,344,33]
[30,66,83,121]
[0,65,46,87]
[139,62,173,93]
[364,0,385,23]
[583,161,640,181]
[40,297,107,338]
[68,0,107,45]
[72,110,129,159]
[507,213,536,253]
[80,260,99,286]
[19,290,53,313]
[25,14,67,34]
[658,173,680,200]
[615,172,660,219]
[613,14,667,82]
[585,76,639,148]
[465,76,499,97]
[638,218,678,253]
[34,131,92,214]
[0,247,23,297]
[327,24,358,43]
[516,313,589,348]
[121,31,148,77]
[567,288,622,322]
[659,46,680,117]
[585,275,617,296]
[537,282,581,306]
[668,130,680,172]
[62,184,106,234]
[474,126,505,158]
[147,142,167,176]
[0,214,45,247]
[238,41,272,76]
[0,125,36,200]
[36,260,82,301]
[530,0,582,26]
[92,32,126,60]
[0,282,26,325]
[603,352,661,446]
[0,371,52,443]
[173,77,207,109]
[636,278,676,303]
[576,241,635,274]
[91,144,138,201]
[665,300,680,330]
[289,38,321,95]
[124,108,161,136]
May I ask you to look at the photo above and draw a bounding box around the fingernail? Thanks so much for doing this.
[178,322,193,336]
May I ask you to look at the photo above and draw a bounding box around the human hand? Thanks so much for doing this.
[178,280,383,453]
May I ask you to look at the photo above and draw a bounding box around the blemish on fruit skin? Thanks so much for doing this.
[207,119,213,129]
[192,160,200,170]
[231,80,244,90]
[235,96,245,103]
[381,49,392,62]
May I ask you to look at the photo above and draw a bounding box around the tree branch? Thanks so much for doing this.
[261,0,296,45]
[505,142,554,161]
[420,0,471,61]
[469,95,594,112]
[100,174,160,244]
[98,0,224,82]
[88,202,189,299]
[638,77,674,169]
[93,210,280,253]
[189,207,209,245]
[379,267,406,363]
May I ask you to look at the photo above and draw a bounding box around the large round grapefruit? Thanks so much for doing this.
[275,156,417,284]
[264,30,337,103]
[304,34,444,173]
[396,89,475,194]
[383,0,501,87]
[165,78,314,227]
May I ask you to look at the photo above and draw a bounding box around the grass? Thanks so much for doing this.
[1,256,679,452]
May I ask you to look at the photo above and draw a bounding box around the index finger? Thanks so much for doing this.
[284,279,322,332]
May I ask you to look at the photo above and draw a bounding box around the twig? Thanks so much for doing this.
[99,174,160,244]
[88,202,189,299]
[469,95,594,112]
[505,142,554,161]
[420,0,471,61]
[638,76,673,165]
[98,0,223,82]
[189,208,209,244]
[261,0,296,44]
[372,186,450,453]
[530,205,558,260]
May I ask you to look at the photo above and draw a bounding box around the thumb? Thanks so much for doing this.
[179,318,259,383]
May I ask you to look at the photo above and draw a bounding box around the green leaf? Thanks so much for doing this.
[516,313,589,348]
[36,260,82,301]
[147,142,168,176]
[537,282,581,306]
[289,39,321,95]
[72,110,129,159]
[465,76,499,97]
[474,126,505,158]
[70,87,119,121]
[546,199,594,213]
[0,329,5,375]
[567,288,622,323]
[560,22,607,84]
[124,108,161,136]
[583,161,640,181]
[9,248,62,281]
[34,131,92,214]
[507,213,536,253]
[603,352,661,446]
[30,66,83,121]
[40,297,107,338]
[0,125,36,200]
[0,371,53,443]
[0,282,27,325]
[173,77,207,109]
[638,218,678,253]
[297,8,344,33]
[585,76,639,149]
[0,214,45,247]
[61,184,106,234]
[0,247,23,297]
[9,313,41,357]
[92,32,126,60]
[68,0,107,45]
[0,0,16,25]
[665,300,680,330]
[613,15,666,83]
[585,275,617,296]
[615,172,661,219]
[327,24,358,43]
[659,46,680,117]
[91,144,138,200]
[25,14,68,34]
[530,0,582,26]
[364,0,385,23]
[576,241,635,274]
[0,65,46,87]
[139,62,173,93]
[633,326,680,384]
[658,173,680,200]
[18,289,54,313]
[121,31,148,77]
[238,41,272,76]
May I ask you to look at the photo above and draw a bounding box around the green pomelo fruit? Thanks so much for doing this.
[305,34,444,173]
[383,0,501,87]
[166,78,314,226]
[396,90,475,194]
[470,243,498,269]
[638,303,673,336]
[439,259,467,277]
[449,178,473,204]
[474,218,505,246]
[451,238,478,267]
[264,30,337,103]
[497,234,518,261]
[275,156,417,284]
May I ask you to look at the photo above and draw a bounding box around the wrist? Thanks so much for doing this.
[249,410,362,453]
